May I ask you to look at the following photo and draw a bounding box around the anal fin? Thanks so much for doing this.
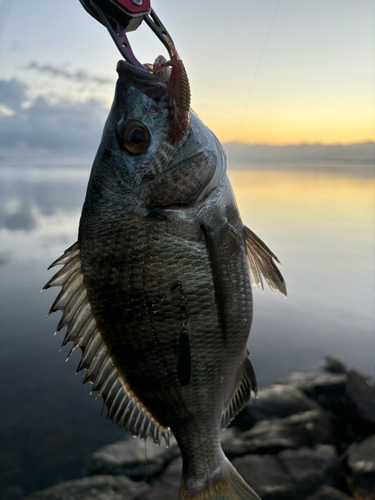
[221,352,257,429]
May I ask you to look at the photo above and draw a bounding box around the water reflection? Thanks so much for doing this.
[228,167,375,384]
[0,163,374,496]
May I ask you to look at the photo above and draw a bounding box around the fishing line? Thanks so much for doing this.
[235,0,281,137]
[144,439,148,482]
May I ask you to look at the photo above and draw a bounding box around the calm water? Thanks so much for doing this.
[0,162,374,496]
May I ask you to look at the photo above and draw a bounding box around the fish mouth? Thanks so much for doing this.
[116,59,168,101]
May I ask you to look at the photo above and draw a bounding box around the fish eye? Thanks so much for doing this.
[120,121,150,154]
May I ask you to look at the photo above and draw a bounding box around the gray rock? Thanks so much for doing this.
[346,371,375,428]
[232,454,297,500]
[233,385,320,431]
[233,445,339,499]
[224,410,335,459]
[278,372,347,413]
[306,486,352,500]
[224,410,335,458]
[323,356,347,374]
[86,429,238,483]
[86,436,180,481]
[279,445,339,494]
[141,458,182,500]
[27,475,149,500]
[346,435,375,499]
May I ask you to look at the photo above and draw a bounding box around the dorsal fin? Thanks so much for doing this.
[44,242,170,445]
[221,353,257,429]
[244,226,287,297]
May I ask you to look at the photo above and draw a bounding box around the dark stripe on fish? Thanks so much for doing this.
[171,280,191,385]
[177,327,191,386]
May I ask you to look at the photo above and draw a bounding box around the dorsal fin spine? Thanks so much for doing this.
[56,289,86,331]
[83,344,107,384]
[44,255,80,288]
[106,378,122,407]
[97,367,117,397]
[49,271,82,314]
[111,395,127,424]
[122,400,136,427]
[109,391,126,421]
[48,242,79,269]
[77,331,101,371]
[46,242,170,444]
[66,302,92,344]
[64,315,95,350]
[92,356,113,391]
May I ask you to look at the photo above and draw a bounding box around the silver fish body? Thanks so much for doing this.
[46,60,286,500]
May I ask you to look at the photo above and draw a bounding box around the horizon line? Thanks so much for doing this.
[223,140,375,147]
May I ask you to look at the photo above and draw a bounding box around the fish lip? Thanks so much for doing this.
[116,60,167,101]
[116,60,153,80]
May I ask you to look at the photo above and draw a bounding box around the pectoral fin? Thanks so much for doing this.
[244,226,287,297]
[201,223,241,344]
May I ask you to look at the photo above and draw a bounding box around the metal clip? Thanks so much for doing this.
[79,0,175,70]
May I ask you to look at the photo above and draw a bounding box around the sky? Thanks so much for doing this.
[0,0,374,151]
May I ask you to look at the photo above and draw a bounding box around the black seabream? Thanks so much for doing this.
[45,54,286,500]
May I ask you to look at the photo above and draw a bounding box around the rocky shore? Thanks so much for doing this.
[23,358,375,500]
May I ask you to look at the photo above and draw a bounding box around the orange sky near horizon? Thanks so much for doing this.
[202,112,375,146]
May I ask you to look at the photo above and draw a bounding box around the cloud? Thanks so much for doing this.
[0,203,37,231]
[0,79,28,110]
[24,62,113,86]
[0,78,108,154]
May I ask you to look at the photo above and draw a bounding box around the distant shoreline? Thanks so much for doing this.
[223,141,375,164]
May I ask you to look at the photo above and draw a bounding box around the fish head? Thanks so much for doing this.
[85,60,226,212]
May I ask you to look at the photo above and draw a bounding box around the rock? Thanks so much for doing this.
[141,458,182,500]
[86,436,180,481]
[279,445,339,495]
[306,485,352,499]
[232,445,339,499]
[278,372,347,413]
[27,475,149,500]
[224,409,335,458]
[346,435,375,499]
[232,384,319,431]
[323,356,347,374]
[232,454,297,500]
[346,371,375,429]
[86,429,239,482]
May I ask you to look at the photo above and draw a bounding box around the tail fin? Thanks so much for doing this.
[179,457,261,500]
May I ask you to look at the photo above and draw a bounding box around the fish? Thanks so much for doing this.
[44,48,286,500]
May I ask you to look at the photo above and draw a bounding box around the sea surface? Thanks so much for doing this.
[0,160,374,496]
